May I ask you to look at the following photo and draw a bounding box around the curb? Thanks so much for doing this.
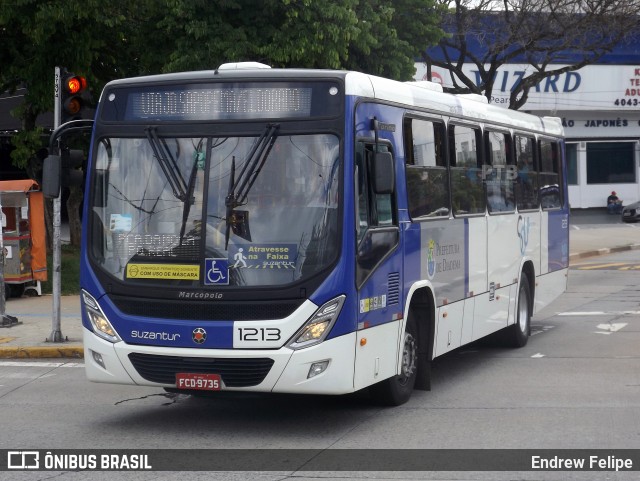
[0,346,84,359]
[569,243,640,262]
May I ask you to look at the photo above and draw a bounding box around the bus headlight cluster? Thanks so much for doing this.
[287,295,345,350]
[82,290,121,343]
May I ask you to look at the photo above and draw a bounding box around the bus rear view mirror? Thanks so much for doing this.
[373,151,395,194]
[42,154,61,198]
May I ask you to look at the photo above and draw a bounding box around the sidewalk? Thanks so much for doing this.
[1,212,638,359]
[1,294,84,358]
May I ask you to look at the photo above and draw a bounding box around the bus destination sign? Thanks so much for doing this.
[122,86,313,121]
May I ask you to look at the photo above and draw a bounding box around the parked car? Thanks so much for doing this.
[622,200,640,222]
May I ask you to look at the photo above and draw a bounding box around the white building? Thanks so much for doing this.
[414,63,640,209]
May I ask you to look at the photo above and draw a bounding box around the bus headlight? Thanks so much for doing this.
[82,290,121,343]
[287,295,345,350]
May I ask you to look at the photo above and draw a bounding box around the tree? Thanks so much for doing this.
[424,0,640,109]
[154,0,444,81]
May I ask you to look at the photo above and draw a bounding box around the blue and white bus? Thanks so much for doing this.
[55,64,569,405]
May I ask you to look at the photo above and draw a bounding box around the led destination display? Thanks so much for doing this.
[128,87,312,120]
[100,80,342,121]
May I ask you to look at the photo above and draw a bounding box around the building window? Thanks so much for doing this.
[566,143,578,185]
[586,142,635,184]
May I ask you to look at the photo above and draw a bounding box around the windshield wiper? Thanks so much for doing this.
[145,127,188,202]
[224,123,279,248]
[179,147,205,242]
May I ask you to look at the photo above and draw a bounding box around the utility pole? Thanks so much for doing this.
[48,66,63,342]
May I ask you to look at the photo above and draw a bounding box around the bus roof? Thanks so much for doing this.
[103,68,563,137]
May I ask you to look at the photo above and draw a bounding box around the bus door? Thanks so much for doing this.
[353,139,403,390]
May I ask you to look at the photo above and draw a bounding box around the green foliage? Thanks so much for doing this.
[346,0,446,79]
[156,0,444,80]
[8,128,45,169]
[41,244,81,295]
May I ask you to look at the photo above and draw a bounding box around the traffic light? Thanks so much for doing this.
[60,70,90,124]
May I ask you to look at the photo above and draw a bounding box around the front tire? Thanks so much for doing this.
[503,274,531,347]
[369,318,418,406]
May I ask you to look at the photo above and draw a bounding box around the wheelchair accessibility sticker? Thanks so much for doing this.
[204,258,229,285]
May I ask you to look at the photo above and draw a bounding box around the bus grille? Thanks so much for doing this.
[110,295,303,321]
[128,353,275,387]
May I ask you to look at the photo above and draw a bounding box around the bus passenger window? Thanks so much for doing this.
[485,131,515,213]
[404,118,449,218]
[449,125,485,215]
[539,139,562,209]
[515,135,538,210]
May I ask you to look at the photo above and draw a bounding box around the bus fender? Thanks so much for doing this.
[513,257,535,326]
[403,281,436,391]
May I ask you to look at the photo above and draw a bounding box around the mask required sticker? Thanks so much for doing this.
[125,263,200,280]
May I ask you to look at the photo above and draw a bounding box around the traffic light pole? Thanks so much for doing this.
[48,66,64,343]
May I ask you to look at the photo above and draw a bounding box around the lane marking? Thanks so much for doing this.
[531,353,545,358]
[594,323,628,335]
[576,262,627,270]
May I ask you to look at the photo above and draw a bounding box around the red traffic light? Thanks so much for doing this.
[59,69,91,123]
[65,75,87,95]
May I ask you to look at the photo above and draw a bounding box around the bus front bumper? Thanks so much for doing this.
[83,327,357,395]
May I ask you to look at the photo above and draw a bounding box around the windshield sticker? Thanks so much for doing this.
[126,263,199,280]
[109,213,132,232]
[204,258,229,285]
[228,244,297,269]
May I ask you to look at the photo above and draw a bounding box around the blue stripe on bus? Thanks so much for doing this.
[547,210,570,271]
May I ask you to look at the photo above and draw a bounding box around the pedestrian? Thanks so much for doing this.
[607,191,623,214]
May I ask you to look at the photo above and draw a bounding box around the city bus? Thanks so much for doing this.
[47,63,569,405]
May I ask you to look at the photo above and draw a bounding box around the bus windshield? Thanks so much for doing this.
[90,132,340,288]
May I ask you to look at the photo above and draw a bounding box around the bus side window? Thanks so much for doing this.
[404,118,449,218]
[539,139,562,209]
[514,135,539,210]
[449,124,485,216]
[355,142,370,242]
[355,141,396,240]
[485,131,515,213]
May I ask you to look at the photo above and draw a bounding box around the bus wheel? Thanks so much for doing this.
[504,274,531,347]
[370,317,418,406]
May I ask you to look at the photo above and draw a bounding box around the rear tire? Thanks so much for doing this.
[503,274,531,347]
[369,317,418,406]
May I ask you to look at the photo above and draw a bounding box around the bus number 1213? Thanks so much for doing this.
[237,327,281,342]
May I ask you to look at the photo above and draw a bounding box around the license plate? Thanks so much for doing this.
[175,373,222,391]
